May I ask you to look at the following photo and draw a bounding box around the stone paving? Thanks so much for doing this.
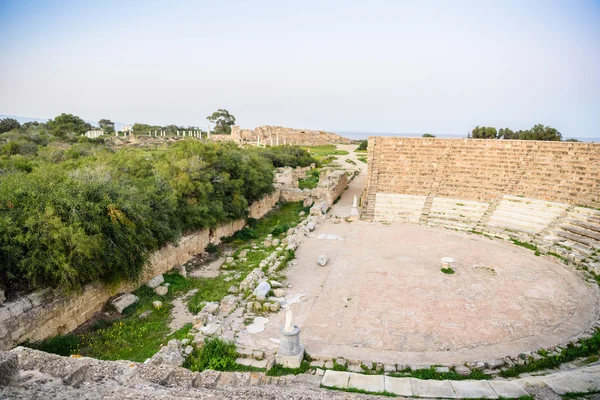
[321,364,600,398]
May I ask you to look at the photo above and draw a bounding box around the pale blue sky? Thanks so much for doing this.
[0,0,599,137]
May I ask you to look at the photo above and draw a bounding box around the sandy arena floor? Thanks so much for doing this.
[248,222,599,365]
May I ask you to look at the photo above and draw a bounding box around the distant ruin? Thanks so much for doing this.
[231,125,352,146]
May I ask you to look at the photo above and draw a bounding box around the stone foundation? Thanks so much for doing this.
[231,125,351,146]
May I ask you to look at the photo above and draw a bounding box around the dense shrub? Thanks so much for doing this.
[357,140,368,150]
[0,138,315,295]
[254,145,314,168]
[184,337,238,371]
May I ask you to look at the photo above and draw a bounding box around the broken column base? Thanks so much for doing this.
[276,325,304,368]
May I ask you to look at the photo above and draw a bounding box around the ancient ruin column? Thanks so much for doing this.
[276,306,304,368]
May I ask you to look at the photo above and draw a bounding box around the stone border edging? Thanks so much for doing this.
[321,366,600,398]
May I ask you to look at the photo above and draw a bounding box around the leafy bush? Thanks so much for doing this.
[205,243,219,254]
[357,140,367,150]
[0,138,314,295]
[298,169,320,190]
[184,337,238,371]
[254,145,315,168]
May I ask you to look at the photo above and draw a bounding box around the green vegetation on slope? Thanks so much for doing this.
[298,169,320,190]
[0,127,315,296]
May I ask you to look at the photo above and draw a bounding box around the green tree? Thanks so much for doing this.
[469,126,497,139]
[0,118,21,133]
[357,140,368,150]
[47,114,91,138]
[519,124,562,141]
[498,128,518,140]
[98,119,115,135]
[422,133,436,138]
[207,109,236,135]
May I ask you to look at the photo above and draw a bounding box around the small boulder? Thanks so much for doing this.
[139,310,153,319]
[273,289,286,298]
[202,302,219,315]
[146,275,165,289]
[270,280,283,288]
[299,211,306,216]
[0,352,19,386]
[152,300,163,309]
[184,345,194,355]
[226,257,234,264]
[220,295,238,316]
[154,286,168,296]
[112,294,139,313]
[228,285,238,294]
[317,255,329,266]
[174,264,187,278]
[307,222,316,231]
[0,289,5,305]
[201,323,223,336]
[148,339,185,366]
[181,338,190,345]
[253,281,271,301]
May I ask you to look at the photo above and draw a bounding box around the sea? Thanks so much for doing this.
[335,131,600,143]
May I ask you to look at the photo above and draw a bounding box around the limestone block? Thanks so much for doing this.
[112,294,139,313]
[154,286,168,296]
[146,275,164,289]
[253,282,271,301]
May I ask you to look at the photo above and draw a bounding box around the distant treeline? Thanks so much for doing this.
[469,124,578,141]
[0,121,315,297]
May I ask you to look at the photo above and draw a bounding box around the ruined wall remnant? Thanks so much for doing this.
[231,125,352,146]
[363,138,600,219]
[0,191,281,350]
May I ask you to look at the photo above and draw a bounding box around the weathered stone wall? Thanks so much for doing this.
[364,137,600,219]
[0,191,281,350]
[231,125,352,146]
[208,134,235,142]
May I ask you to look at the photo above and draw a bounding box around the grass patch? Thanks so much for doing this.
[299,169,320,190]
[549,252,568,263]
[499,328,600,378]
[390,366,491,381]
[357,156,367,163]
[510,238,538,252]
[267,360,311,376]
[321,385,396,397]
[562,391,600,399]
[305,145,349,156]
[184,337,263,372]
[441,267,455,274]
[345,158,356,165]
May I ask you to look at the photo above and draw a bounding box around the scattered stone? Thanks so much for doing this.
[112,294,139,313]
[317,255,329,266]
[148,339,185,367]
[200,323,223,336]
[307,222,316,231]
[0,352,19,386]
[270,280,283,288]
[252,350,264,360]
[486,358,506,369]
[184,345,194,355]
[455,365,472,376]
[253,281,271,301]
[235,357,268,369]
[219,295,238,315]
[202,302,219,315]
[384,364,396,373]
[435,366,450,373]
[146,275,165,289]
[226,257,234,264]
[273,289,286,298]
[348,364,363,373]
[152,300,163,309]
[224,276,233,282]
[272,238,280,247]
[238,249,248,258]
[138,310,153,319]
[310,360,325,368]
[299,211,306,216]
[316,368,325,376]
[228,285,238,294]
[154,286,168,296]
[181,338,190,345]
[269,302,281,312]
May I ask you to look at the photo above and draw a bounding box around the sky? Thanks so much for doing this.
[0,0,599,137]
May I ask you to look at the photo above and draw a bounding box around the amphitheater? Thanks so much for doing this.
[2,137,600,399]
